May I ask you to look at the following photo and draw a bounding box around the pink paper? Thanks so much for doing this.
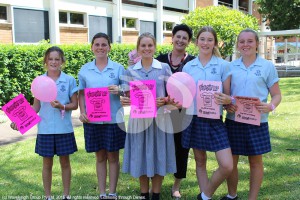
[234,96,261,126]
[2,94,41,135]
[130,80,156,118]
[84,88,111,122]
[197,80,222,119]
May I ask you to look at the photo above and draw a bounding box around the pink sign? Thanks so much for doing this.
[84,88,111,122]
[197,80,222,119]
[2,94,41,135]
[130,80,156,118]
[234,96,261,126]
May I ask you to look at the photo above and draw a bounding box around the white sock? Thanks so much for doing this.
[227,194,237,199]
[100,193,107,197]
[109,193,117,196]
[201,192,212,200]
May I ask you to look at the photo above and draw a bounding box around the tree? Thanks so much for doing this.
[255,0,300,31]
[182,6,259,58]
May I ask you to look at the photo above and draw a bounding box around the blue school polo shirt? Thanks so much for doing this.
[78,59,125,124]
[38,72,78,134]
[226,56,279,123]
[182,55,230,115]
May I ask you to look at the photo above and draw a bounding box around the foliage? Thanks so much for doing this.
[0,77,299,199]
[255,0,300,31]
[0,44,197,107]
[182,6,259,58]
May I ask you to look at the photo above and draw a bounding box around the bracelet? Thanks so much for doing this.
[230,96,235,104]
[61,105,65,119]
[270,103,276,114]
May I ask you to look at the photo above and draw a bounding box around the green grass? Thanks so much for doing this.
[0,77,300,199]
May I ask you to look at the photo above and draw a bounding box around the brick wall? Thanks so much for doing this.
[60,27,88,44]
[163,32,172,45]
[122,30,139,44]
[196,0,213,8]
[0,23,13,44]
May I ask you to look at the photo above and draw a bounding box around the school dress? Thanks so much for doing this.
[225,56,280,156]
[35,72,78,157]
[156,53,195,179]
[182,56,231,152]
[78,59,126,153]
[122,59,176,178]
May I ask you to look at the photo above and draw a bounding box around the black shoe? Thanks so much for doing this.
[220,196,238,200]
[197,193,203,200]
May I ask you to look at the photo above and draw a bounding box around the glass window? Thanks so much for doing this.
[0,6,7,20]
[70,13,83,25]
[164,22,173,31]
[59,12,67,23]
[122,18,136,28]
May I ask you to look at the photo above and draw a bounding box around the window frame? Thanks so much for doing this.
[122,17,137,30]
[163,21,174,32]
[0,5,10,23]
[59,11,86,27]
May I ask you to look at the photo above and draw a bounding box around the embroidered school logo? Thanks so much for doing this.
[60,85,66,92]
[211,68,217,74]
[254,70,261,76]
[109,72,115,78]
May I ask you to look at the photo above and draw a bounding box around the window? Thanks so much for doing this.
[0,5,7,20]
[218,0,233,8]
[59,11,84,25]
[122,18,136,29]
[164,22,173,31]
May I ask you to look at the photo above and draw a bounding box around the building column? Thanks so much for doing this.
[233,0,238,10]
[248,0,253,15]
[49,0,60,44]
[156,0,163,44]
[113,0,122,43]
[189,0,196,12]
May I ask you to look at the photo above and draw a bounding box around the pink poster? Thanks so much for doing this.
[84,88,111,122]
[197,80,222,119]
[2,94,41,135]
[130,80,156,118]
[234,96,261,126]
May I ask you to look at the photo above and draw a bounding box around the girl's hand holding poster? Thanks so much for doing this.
[234,96,261,126]
[2,94,41,134]
[197,80,222,119]
[84,88,111,122]
[130,80,156,118]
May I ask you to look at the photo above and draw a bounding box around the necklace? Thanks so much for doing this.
[169,52,186,67]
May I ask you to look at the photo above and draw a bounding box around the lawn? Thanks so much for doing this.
[0,77,299,200]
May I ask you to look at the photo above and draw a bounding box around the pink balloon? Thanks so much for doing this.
[31,76,57,102]
[166,72,196,108]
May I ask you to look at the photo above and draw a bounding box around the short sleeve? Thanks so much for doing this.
[69,76,78,97]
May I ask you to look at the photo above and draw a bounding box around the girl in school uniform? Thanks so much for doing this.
[11,46,78,200]
[78,33,126,199]
[121,32,176,200]
[221,29,282,200]
[182,26,233,200]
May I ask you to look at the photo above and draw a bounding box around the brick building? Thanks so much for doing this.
[0,0,258,45]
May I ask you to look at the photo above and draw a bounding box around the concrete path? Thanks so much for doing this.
[0,109,82,146]
[0,107,130,146]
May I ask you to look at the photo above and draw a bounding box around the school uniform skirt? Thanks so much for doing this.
[182,115,230,152]
[225,119,271,156]
[35,132,77,157]
[83,122,126,152]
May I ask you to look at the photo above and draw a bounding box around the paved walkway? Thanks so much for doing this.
[0,107,130,146]
[0,109,82,146]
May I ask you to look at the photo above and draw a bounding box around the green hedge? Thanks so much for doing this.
[0,43,197,106]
